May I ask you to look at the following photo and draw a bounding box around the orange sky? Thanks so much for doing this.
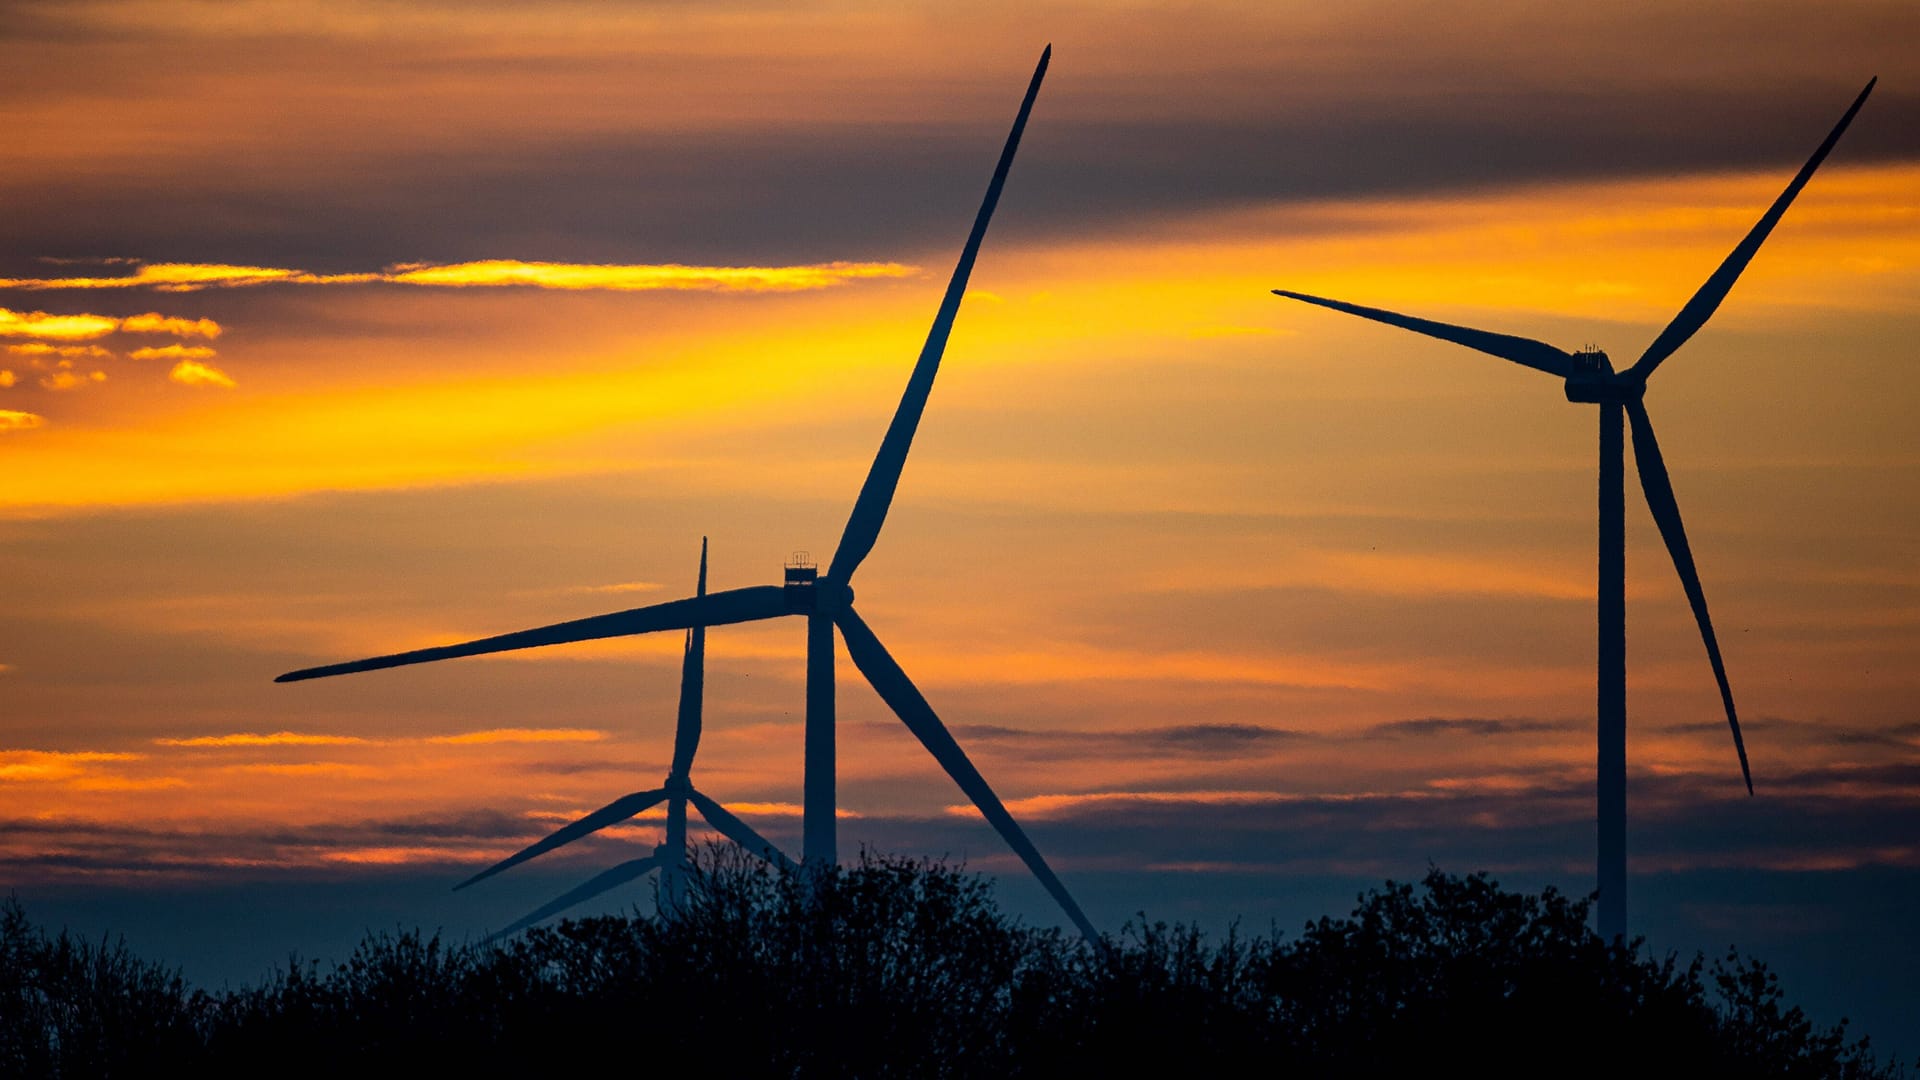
[2,8,1918,1010]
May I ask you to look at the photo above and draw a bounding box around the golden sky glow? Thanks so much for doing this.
[2,6,1917,1006]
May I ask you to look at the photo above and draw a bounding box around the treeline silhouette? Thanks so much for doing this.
[2,852,1905,1077]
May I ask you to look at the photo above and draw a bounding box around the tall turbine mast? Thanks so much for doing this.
[277,47,1101,944]
[1271,78,1874,940]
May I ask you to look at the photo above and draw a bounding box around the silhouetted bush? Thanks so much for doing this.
[0,896,200,1076]
[3,857,1908,1077]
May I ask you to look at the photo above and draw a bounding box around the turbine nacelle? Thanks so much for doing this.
[1562,348,1645,405]
[781,559,854,613]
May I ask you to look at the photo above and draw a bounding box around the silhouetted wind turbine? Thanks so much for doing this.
[459,539,796,940]
[278,46,1100,943]
[1271,78,1874,941]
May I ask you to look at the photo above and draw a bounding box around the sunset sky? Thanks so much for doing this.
[3,0,1917,1050]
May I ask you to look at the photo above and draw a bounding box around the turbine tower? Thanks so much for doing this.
[278,47,1101,943]
[460,538,796,940]
[1271,79,1875,940]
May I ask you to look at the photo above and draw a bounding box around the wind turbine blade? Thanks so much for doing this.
[687,788,797,872]
[454,787,669,891]
[276,584,787,682]
[828,46,1051,582]
[1272,290,1573,378]
[1627,78,1876,381]
[835,606,1101,944]
[1626,400,1753,794]
[485,854,665,942]
[670,538,709,779]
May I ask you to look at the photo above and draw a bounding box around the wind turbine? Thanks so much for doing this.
[1271,79,1875,940]
[459,538,797,940]
[278,46,1101,943]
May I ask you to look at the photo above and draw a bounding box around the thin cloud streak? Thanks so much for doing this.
[0,259,917,293]
[119,313,222,338]
[425,728,607,745]
[130,344,217,361]
[155,732,369,747]
[0,749,143,781]
[0,309,119,340]
[152,728,608,748]
[0,307,224,343]
[8,343,110,358]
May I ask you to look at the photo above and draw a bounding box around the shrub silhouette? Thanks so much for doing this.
[0,896,199,1075]
[3,855,1908,1077]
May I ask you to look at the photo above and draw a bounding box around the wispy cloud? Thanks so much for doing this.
[385,259,915,292]
[321,846,473,865]
[168,359,236,388]
[65,775,187,792]
[0,749,144,782]
[544,581,664,597]
[229,762,383,778]
[0,264,375,292]
[0,308,119,340]
[0,308,225,348]
[0,259,916,293]
[425,728,607,745]
[0,371,13,388]
[1369,717,1566,739]
[132,344,218,362]
[0,409,46,432]
[120,313,222,339]
[952,789,1358,821]
[8,343,110,358]
[150,728,610,749]
[38,367,106,391]
[156,732,370,748]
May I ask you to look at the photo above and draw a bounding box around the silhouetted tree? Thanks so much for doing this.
[0,895,199,1076]
[2,861,1908,1077]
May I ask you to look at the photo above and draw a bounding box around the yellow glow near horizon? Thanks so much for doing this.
[5,162,1913,514]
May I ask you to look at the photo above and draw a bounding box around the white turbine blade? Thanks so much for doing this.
[1271,290,1573,378]
[688,788,796,872]
[835,606,1101,945]
[828,46,1051,583]
[454,787,668,891]
[1627,78,1876,381]
[276,584,787,682]
[1626,400,1752,793]
[485,853,665,942]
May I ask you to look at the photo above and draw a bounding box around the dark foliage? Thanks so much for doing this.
[1,856,1906,1077]
[0,897,199,1076]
